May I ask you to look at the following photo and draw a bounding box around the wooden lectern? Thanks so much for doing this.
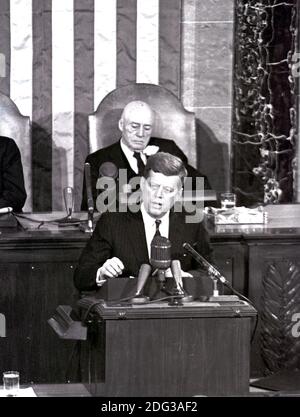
[78,296,256,397]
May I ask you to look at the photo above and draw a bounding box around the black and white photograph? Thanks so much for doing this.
[0,0,299,405]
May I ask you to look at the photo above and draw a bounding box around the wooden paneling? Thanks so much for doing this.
[208,217,300,377]
[0,230,88,383]
[81,301,254,397]
[248,243,300,375]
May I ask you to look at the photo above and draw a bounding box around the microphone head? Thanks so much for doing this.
[150,236,172,270]
[99,162,118,179]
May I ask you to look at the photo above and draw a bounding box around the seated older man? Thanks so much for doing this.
[81,100,211,211]
[75,152,211,297]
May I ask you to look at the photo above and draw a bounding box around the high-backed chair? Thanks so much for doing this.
[88,83,197,167]
[0,93,32,211]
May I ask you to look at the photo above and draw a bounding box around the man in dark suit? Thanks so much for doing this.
[0,136,26,212]
[74,152,211,295]
[81,100,211,210]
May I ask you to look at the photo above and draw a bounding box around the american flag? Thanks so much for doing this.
[0,0,182,211]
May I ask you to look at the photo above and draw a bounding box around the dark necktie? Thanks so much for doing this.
[154,219,161,237]
[133,152,145,175]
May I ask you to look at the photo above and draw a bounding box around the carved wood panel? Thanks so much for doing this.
[261,258,300,373]
[247,241,300,375]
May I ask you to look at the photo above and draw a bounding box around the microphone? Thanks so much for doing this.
[150,235,172,297]
[85,163,94,212]
[79,163,95,233]
[170,260,184,294]
[85,162,94,231]
[170,260,194,304]
[183,242,253,303]
[150,235,172,278]
[130,264,152,304]
[169,259,185,306]
[182,242,229,286]
[56,187,80,226]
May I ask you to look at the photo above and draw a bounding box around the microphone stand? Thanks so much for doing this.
[168,287,184,306]
[207,275,239,302]
[130,264,151,304]
[151,268,170,300]
[183,242,240,302]
[79,208,95,234]
[55,187,81,226]
[79,162,95,233]
[87,207,94,232]
[169,260,192,305]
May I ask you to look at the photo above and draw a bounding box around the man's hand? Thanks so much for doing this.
[97,257,125,285]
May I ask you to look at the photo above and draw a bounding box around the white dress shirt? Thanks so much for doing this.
[96,203,170,285]
[120,139,147,174]
[140,203,169,258]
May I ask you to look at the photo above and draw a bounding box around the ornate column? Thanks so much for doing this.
[232,0,298,206]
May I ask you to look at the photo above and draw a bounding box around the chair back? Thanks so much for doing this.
[89,83,197,167]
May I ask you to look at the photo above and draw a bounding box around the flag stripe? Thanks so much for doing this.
[0,1,183,211]
[94,0,117,110]
[10,0,33,119]
[0,0,10,96]
[74,0,94,211]
[32,0,52,211]
[52,0,74,210]
[136,0,159,84]
[159,0,182,98]
[10,0,33,212]
[117,0,137,87]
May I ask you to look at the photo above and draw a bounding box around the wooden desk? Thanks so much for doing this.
[0,213,90,384]
[78,298,256,397]
[2,206,300,383]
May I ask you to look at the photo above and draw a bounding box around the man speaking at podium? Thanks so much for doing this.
[74,152,211,294]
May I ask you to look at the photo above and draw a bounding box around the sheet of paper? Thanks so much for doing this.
[0,387,37,397]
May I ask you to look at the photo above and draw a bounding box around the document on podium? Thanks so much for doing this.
[0,387,37,397]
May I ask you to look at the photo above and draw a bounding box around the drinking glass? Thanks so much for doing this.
[3,371,19,396]
[220,192,236,209]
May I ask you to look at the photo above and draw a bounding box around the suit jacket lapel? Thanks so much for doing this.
[169,211,185,257]
[126,211,149,264]
[108,140,136,177]
[108,138,161,175]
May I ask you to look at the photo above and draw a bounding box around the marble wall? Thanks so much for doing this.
[181,0,234,195]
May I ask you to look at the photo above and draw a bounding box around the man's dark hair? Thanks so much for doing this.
[143,152,187,185]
